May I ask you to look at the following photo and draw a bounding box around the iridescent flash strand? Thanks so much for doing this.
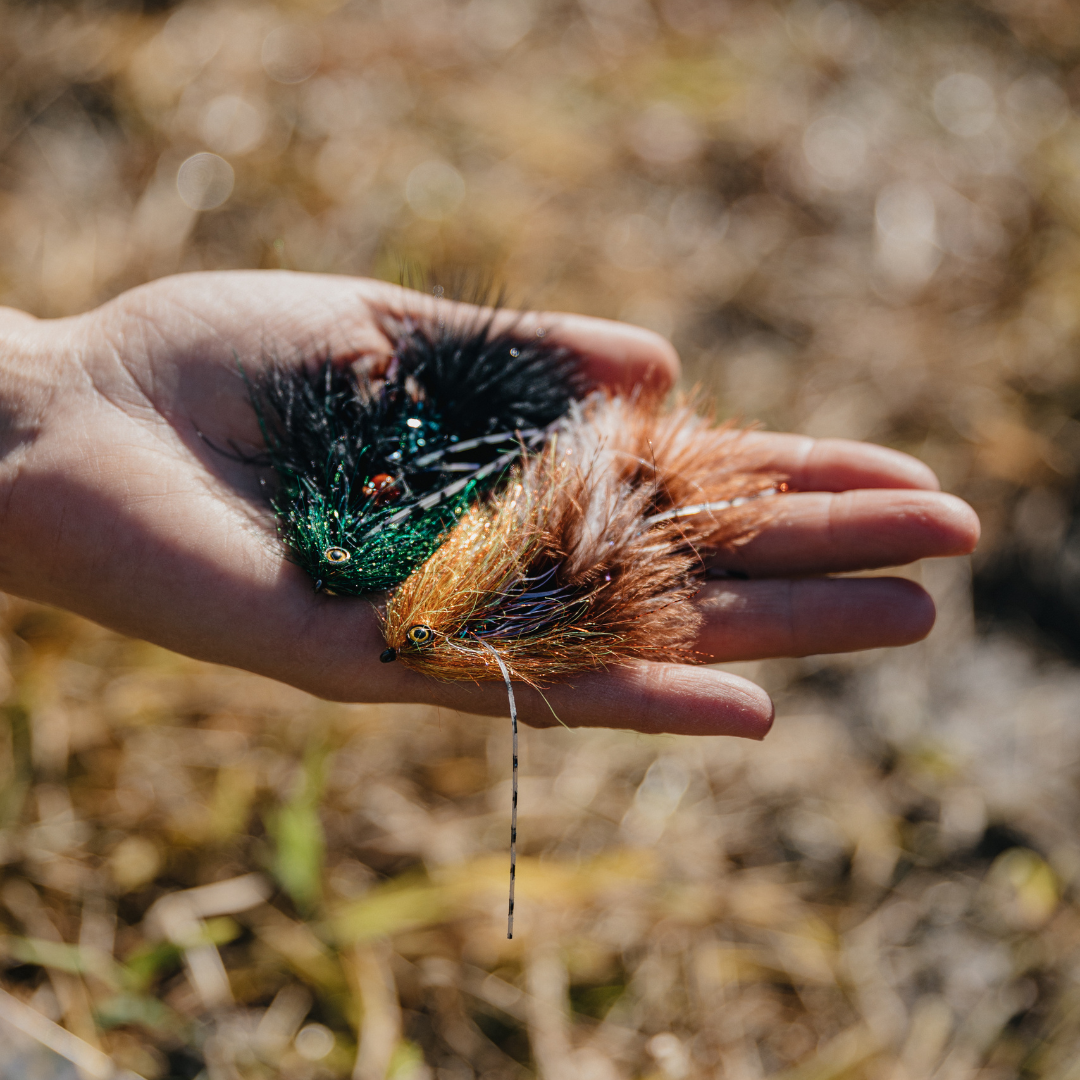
[643,488,779,527]
[478,639,518,939]
[362,441,532,538]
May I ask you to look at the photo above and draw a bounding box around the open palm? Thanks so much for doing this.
[0,272,979,738]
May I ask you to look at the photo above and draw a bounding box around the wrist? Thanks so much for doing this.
[0,310,64,585]
[0,307,55,447]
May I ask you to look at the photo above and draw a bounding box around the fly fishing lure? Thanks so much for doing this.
[248,306,588,595]
[380,395,783,679]
[379,395,785,935]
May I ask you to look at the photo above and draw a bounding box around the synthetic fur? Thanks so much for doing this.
[250,304,588,595]
[381,394,784,681]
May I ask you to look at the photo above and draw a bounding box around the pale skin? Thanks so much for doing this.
[0,271,980,739]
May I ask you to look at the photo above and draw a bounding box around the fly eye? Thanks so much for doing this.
[407,624,435,647]
[362,473,396,500]
[324,547,351,564]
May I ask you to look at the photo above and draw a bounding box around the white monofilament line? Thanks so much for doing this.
[477,639,518,939]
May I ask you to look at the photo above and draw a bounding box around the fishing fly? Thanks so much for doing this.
[379,394,787,935]
[248,301,588,595]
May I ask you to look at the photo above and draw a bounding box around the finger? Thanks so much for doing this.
[0,306,41,333]
[361,278,680,393]
[738,432,941,491]
[695,577,935,661]
[533,313,679,394]
[389,659,775,739]
[718,489,980,576]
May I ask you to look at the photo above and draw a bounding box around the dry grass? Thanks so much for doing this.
[2,1,1080,1077]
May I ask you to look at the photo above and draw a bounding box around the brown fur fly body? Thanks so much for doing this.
[380,395,785,684]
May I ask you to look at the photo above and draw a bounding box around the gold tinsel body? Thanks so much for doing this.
[381,395,782,683]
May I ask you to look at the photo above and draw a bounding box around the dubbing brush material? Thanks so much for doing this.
[379,395,785,682]
[249,307,588,595]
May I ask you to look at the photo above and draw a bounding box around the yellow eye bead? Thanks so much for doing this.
[324,547,351,564]
[407,625,434,647]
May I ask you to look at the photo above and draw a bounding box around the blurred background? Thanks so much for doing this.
[2,0,1080,1077]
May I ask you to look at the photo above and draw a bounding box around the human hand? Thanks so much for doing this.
[0,271,979,738]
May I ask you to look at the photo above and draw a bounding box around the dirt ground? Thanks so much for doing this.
[2,1,1080,1077]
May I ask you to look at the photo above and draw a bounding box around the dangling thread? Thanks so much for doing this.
[478,639,517,939]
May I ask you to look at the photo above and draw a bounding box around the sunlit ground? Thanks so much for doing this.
[2,1,1080,1077]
